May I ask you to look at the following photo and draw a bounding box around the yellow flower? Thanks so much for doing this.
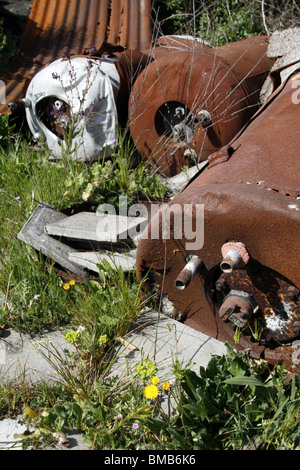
[144,384,159,400]
[98,334,108,344]
[63,283,70,290]
[151,376,159,385]
[23,406,38,420]
[162,381,171,391]
[64,330,80,344]
[69,280,76,285]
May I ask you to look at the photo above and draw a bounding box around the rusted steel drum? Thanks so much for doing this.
[129,36,274,177]
[136,66,300,372]
[0,0,152,115]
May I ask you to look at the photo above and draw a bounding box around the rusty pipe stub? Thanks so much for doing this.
[175,255,203,290]
[220,241,250,273]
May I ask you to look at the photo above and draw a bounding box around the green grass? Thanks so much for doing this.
[0,120,164,335]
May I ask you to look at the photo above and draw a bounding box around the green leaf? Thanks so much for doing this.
[146,417,167,435]
[167,427,188,450]
[223,375,266,387]
[183,403,203,416]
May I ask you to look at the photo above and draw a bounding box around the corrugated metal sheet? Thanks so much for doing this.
[0,0,152,114]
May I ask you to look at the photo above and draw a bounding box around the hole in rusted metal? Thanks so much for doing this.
[155,101,195,143]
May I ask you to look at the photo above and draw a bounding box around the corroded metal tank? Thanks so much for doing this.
[136,65,300,372]
[129,36,274,176]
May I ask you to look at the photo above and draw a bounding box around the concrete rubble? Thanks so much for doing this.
[260,27,300,102]
[17,202,144,277]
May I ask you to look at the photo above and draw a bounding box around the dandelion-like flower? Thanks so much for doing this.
[151,376,159,385]
[69,280,76,286]
[144,384,159,400]
[63,283,70,290]
[162,381,171,391]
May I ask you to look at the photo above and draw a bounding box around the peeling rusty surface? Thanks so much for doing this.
[0,0,152,114]
[129,36,274,177]
[136,68,300,372]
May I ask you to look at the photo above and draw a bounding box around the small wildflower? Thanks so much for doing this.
[151,376,159,385]
[15,196,20,200]
[52,72,59,80]
[31,338,51,350]
[162,381,171,391]
[136,358,157,381]
[64,330,80,344]
[132,422,139,430]
[98,334,108,344]
[144,384,159,400]
[69,280,76,285]
[80,421,88,432]
[63,283,70,290]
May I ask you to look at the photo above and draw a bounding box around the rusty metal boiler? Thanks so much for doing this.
[136,65,300,372]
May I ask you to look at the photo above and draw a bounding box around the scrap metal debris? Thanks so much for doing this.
[136,62,300,373]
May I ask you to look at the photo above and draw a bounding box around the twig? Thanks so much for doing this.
[261,0,270,35]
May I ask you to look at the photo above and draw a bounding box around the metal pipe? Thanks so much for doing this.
[7,98,31,111]
[220,241,249,273]
[175,255,203,290]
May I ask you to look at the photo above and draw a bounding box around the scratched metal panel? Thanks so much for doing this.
[0,0,152,114]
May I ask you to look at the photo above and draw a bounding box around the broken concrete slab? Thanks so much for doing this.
[0,309,228,448]
[260,28,300,102]
[45,212,148,244]
[17,202,87,277]
[0,416,88,450]
[0,417,29,450]
[160,161,208,197]
[111,308,228,383]
[0,310,227,389]
[0,329,74,385]
[68,250,136,273]
[267,27,300,58]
